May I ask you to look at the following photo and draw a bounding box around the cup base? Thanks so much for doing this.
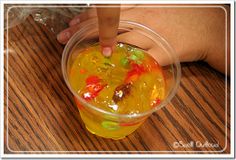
[85,125,127,140]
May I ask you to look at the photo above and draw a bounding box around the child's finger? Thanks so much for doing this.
[97,5,120,56]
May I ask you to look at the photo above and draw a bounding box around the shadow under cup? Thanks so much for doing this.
[61,20,181,140]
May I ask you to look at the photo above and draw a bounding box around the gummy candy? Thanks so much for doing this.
[112,83,132,103]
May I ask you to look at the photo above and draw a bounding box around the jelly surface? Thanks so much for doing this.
[69,43,166,115]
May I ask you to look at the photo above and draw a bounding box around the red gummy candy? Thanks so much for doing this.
[86,75,101,85]
[125,64,146,83]
[80,69,86,74]
[83,75,106,100]
[131,63,145,73]
[125,74,139,83]
[87,83,105,94]
[119,121,140,127]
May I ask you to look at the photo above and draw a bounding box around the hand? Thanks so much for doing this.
[57,5,229,75]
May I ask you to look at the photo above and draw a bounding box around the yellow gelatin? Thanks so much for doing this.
[69,43,165,139]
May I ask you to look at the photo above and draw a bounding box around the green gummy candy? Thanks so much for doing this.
[101,121,120,130]
[133,49,144,59]
[129,54,138,61]
[120,57,129,67]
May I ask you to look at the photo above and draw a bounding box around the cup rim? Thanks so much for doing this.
[61,20,181,119]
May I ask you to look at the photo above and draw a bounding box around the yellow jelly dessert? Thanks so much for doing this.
[68,43,165,139]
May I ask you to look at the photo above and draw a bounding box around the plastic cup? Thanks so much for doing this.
[61,20,181,140]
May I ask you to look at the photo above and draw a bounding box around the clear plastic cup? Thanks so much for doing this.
[61,20,181,139]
